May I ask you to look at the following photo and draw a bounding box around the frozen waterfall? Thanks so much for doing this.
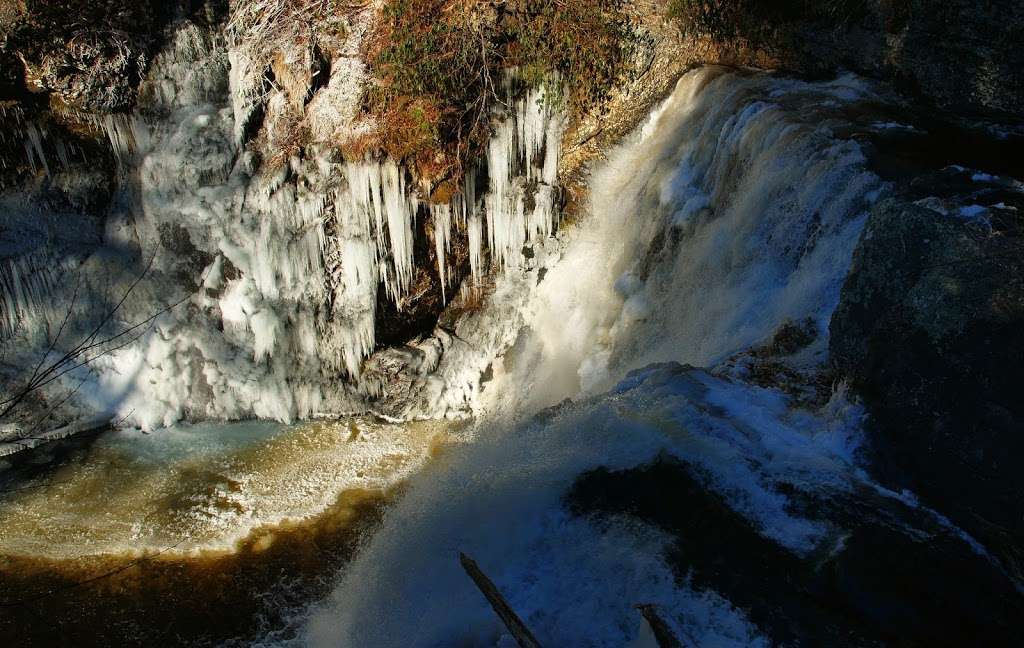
[0,26,566,430]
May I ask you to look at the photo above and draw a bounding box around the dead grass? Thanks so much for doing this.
[227,0,361,101]
[361,0,627,183]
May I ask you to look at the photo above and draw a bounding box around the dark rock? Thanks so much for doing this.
[46,164,115,216]
[567,455,1024,646]
[784,0,1024,121]
[830,197,1024,578]
[157,222,214,289]
[752,317,817,358]
[713,318,833,406]
[1,0,225,113]
[373,204,472,350]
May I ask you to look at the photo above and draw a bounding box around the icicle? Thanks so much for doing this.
[479,79,566,274]
[468,210,484,284]
[381,159,417,301]
[431,203,453,302]
[98,114,149,165]
[521,86,548,183]
[24,123,50,177]
[251,308,281,361]
[55,139,71,170]
[542,102,564,186]
[328,179,380,377]
[0,254,58,339]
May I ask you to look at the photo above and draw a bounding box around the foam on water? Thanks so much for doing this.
[0,417,450,558]
[304,364,868,647]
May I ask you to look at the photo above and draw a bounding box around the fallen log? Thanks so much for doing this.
[459,552,543,648]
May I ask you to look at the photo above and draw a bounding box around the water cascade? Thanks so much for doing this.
[301,67,1018,647]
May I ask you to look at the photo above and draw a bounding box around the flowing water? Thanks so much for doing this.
[302,67,1024,646]
[0,417,455,645]
[3,64,1023,646]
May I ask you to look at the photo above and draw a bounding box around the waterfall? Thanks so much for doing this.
[303,67,900,646]
[467,67,886,419]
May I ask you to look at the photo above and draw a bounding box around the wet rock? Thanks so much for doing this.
[714,318,832,405]
[567,455,1024,646]
[751,317,817,358]
[830,197,1024,577]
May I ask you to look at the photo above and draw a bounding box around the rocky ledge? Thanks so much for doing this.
[832,195,1024,581]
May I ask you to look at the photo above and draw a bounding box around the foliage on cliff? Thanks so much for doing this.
[226,0,350,95]
[359,0,627,182]
[1,0,227,110]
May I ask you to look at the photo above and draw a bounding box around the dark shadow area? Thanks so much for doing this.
[567,454,1024,646]
[0,486,392,647]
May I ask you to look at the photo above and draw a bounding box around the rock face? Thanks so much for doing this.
[0,0,226,111]
[830,197,1024,575]
[567,454,1024,646]
[779,0,1024,119]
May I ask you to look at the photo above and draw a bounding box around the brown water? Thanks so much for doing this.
[0,417,458,646]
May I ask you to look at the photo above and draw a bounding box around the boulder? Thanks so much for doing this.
[830,197,1024,575]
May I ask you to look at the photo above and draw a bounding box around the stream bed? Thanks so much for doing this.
[0,417,455,645]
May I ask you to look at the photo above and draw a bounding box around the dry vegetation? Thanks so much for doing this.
[358,0,628,184]
[220,0,629,185]
[226,0,357,100]
[0,0,168,110]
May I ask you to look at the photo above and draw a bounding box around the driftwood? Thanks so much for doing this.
[458,552,689,648]
[636,604,686,648]
[459,552,543,648]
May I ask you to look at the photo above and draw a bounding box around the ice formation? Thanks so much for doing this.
[1,102,148,181]
[0,253,59,339]
[482,82,565,272]
[0,18,567,430]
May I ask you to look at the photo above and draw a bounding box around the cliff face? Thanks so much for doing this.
[0,1,226,110]
[4,0,1022,198]
[665,0,1024,121]
[770,0,1021,119]
[831,197,1024,580]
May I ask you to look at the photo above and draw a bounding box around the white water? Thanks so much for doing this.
[302,67,894,646]
[306,364,867,648]
[474,67,885,420]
